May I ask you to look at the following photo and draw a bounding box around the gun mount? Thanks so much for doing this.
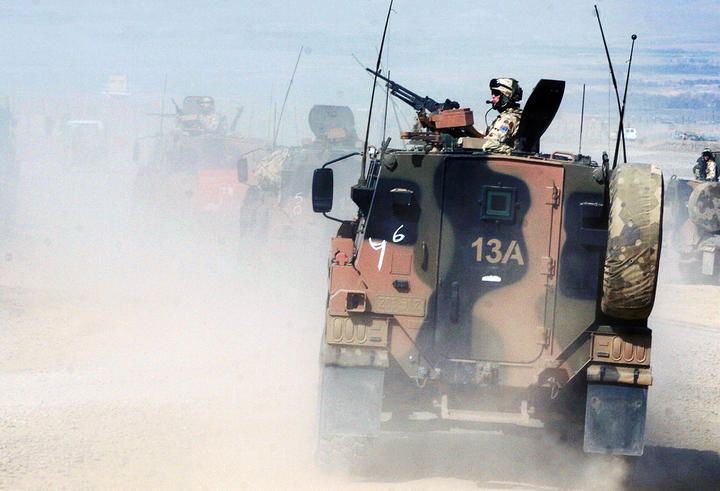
[366,68,482,145]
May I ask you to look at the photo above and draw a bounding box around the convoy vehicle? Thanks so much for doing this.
[238,105,360,246]
[134,96,256,238]
[666,158,720,282]
[311,74,663,469]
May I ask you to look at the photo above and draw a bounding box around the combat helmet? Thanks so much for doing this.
[702,147,713,159]
[490,78,522,110]
[197,96,215,113]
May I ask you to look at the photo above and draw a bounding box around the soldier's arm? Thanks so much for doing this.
[481,113,519,151]
[496,113,520,145]
[708,161,718,180]
[480,139,514,154]
[692,161,702,179]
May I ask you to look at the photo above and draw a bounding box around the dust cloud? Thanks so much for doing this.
[2,1,720,489]
[0,107,332,489]
[2,100,719,491]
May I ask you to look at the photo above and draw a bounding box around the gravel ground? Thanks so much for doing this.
[1,261,718,490]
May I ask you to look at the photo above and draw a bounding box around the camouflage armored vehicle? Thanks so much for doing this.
[311,75,663,467]
[238,105,360,247]
[666,158,720,282]
[134,96,257,238]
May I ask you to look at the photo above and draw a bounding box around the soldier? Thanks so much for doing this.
[480,78,523,154]
[197,97,225,134]
[692,148,717,181]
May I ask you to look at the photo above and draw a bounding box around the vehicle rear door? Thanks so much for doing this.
[434,156,563,363]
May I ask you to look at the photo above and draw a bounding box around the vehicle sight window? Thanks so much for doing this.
[482,186,516,221]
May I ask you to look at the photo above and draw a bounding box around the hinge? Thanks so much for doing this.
[540,256,555,277]
[536,325,550,346]
[545,185,561,207]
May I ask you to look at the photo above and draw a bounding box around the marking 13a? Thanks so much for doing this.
[471,237,525,265]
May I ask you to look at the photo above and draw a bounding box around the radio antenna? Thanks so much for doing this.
[360,0,394,186]
[273,46,303,149]
[613,34,637,169]
[579,83,586,155]
[382,70,391,146]
[594,4,627,163]
[159,73,168,166]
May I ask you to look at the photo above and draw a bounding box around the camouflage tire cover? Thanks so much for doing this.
[602,163,663,320]
[687,181,720,233]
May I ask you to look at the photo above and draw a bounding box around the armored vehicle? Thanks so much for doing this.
[666,162,720,282]
[311,76,663,467]
[134,96,256,238]
[238,105,360,246]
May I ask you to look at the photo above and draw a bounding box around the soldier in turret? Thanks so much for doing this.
[196,96,225,134]
[692,148,718,181]
[480,78,523,154]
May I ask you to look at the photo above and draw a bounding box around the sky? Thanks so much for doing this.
[1,0,719,143]
[2,0,718,94]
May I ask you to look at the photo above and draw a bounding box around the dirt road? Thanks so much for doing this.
[1,159,719,490]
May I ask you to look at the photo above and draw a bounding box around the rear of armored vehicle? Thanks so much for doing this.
[666,176,720,281]
[317,149,662,468]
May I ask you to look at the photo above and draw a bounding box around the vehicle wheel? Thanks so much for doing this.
[687,181,720,233]
[316,363,384,475]
[602,163,663,320]
[315,434,371,475]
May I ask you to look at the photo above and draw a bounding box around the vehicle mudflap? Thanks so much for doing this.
[584,383,647,456]
[318,366,384,438]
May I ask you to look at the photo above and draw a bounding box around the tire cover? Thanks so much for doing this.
[602,163,663,320]
[687,181,720,233]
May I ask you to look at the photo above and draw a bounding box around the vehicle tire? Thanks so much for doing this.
[601,163,663,320]
[315,434,371,476]
[687,181,720,233]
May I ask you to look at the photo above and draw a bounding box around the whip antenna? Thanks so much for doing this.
[360,0,394,185]
[594,4,627,163]
[159,73,168,166]
[613,34,637,169]
[273,46,303,149]
[579,83,586,155]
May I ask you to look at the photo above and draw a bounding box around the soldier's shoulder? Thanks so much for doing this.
[499,108,522,121]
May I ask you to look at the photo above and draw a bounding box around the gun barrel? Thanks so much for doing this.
[365,68,440,113]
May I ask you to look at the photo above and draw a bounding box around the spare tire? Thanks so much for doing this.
[602,163,663,320]
[687,181,720,233]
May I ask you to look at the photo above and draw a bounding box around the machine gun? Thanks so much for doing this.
[366,68,460,113]
[365,68,482,143]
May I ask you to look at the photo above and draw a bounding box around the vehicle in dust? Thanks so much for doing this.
[311,75,663,467]
[238,105,360,246]
[666,158,720,283]
[134,96,257,236]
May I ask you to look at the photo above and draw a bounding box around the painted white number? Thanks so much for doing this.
[292,192,303,216]
[392,225,406,243]
[368,238,387,271]
[471,237,525,265]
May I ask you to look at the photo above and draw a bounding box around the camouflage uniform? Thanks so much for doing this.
[481,107,522,154]
[703,158,717,181]
[199,112,222,133]
[692,149,718,181]
[254,148,290,191]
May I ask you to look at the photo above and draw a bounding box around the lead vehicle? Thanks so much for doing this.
[312,77,662,469]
